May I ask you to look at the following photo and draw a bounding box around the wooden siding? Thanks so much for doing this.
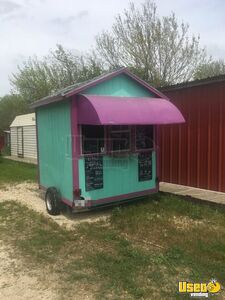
[10,125,37,159]
[10,127,17,156]
[23,126,37,159]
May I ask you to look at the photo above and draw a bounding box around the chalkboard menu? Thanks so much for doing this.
[138,151,152,181]
[85,155,103,191]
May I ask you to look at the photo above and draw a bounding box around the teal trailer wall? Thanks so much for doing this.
[79,152,156,201]
[37,101,73,202]
[84,74,155,97]
[78,74,157,202]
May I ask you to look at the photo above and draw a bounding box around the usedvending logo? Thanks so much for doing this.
[178,279,221,298]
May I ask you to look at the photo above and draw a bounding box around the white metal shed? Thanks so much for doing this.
[10,113,37,161]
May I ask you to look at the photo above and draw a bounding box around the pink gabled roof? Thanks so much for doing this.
[31,67,169,109]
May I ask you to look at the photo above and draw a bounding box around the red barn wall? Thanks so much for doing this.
[159,80,225,193]
[0,136,4,151]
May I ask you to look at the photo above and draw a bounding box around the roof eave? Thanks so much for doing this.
[123,69,170,100]
[160,74,225,92]
[64,68,169,100]
[30,95,64,109]
[64,67,128,98]
[30,67,128,109]
[30,67,170,109]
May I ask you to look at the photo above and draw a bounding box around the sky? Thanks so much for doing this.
[0,0,225,96]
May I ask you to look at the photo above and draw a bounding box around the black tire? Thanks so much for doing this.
[45,187,61,215]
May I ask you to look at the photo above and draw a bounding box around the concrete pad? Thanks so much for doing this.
[160,182,225,205]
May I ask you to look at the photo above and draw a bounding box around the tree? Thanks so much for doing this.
[95,0,209,86]
[194,60,225,80]
[10,58,54,104]
[0,94,29,133]
[11,45,104,103]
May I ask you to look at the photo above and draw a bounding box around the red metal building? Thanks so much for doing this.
[159,75,225,193]
[0,136,4,152]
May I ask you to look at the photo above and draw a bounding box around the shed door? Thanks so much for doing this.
[17,127,24,157]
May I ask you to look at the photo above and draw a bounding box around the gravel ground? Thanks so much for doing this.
[0,182,109,300]
[0,241,57,300]
[0,182,110,229]
[0,240,96,300]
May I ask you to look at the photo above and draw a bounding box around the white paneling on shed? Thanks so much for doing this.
[10,113,37,161]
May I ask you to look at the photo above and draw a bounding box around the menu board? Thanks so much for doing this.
[85,155,103,191]
[138,151,152,181]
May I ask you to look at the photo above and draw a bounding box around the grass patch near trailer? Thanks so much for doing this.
[0,158,37,184]
[0,194,224,299]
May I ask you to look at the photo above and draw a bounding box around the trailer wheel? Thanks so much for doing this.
[45,187,61,215]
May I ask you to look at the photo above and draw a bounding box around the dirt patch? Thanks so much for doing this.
[0,182,110,229]
[0,241,56,300]
[0,182,110,299]
[171,215,204,230]
[0,240,96,300]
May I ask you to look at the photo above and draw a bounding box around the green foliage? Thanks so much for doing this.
[0,45,104,134]
[194,59,225,80]
[95,0,209,86]
[0,94,29,132]
[11,44,104,103]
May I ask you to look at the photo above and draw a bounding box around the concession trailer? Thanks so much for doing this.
[31,67,184,215]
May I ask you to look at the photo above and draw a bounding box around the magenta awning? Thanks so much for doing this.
[77,94,185,125]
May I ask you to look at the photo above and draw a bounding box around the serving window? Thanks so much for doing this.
[81,124,154,155]
[82,125,105,154]
[109,125,131,153]
[135,125,154,150]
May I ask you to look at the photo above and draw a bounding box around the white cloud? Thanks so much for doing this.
[0,0,21,15]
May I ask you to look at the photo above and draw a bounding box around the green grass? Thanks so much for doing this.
[0,192,224,299]
[0,157,37,184]
[1,146,10,156]
[0,159,224,298]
